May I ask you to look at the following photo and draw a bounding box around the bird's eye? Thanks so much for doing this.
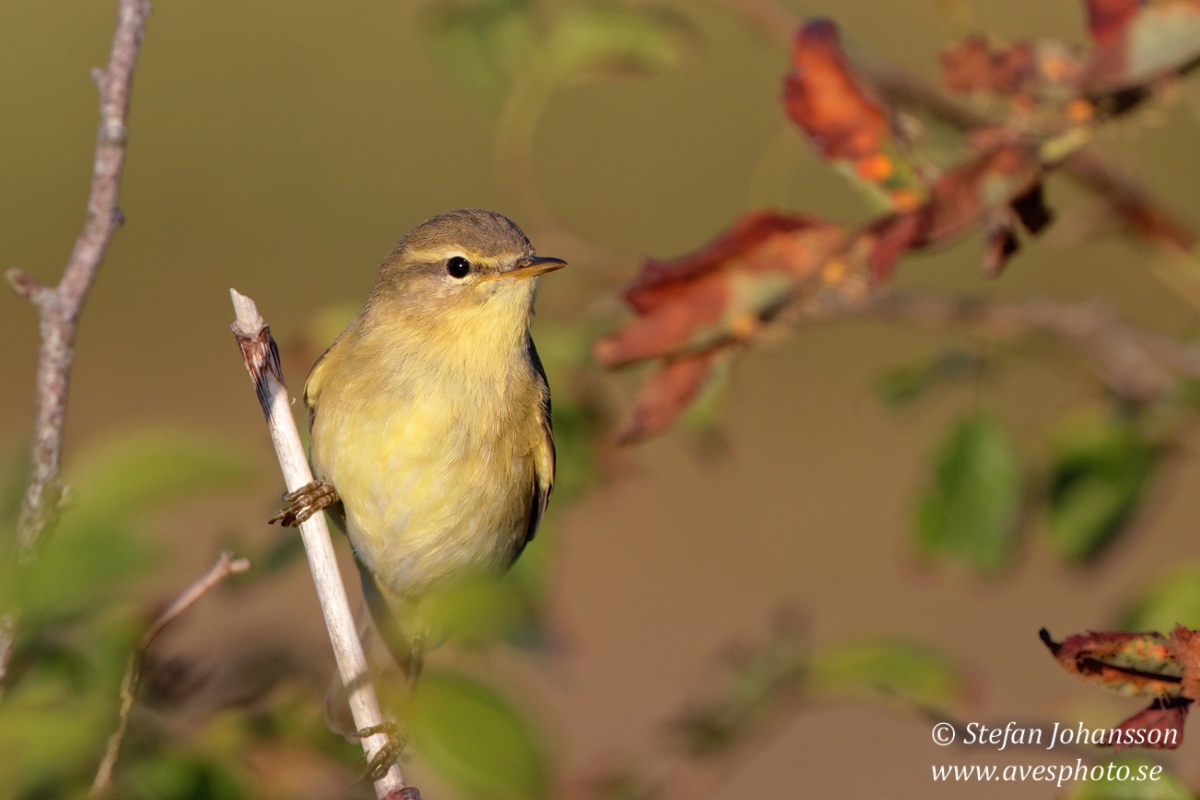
[446,256,472,279]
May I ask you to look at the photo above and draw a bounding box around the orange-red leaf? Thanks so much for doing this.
[782,20,887,161]
[1168,624,1200,701]
[1112,698,1190,751]
[1085,0,1146,48]
[594,211,844,367]
[941,37,1037,95]
[612,348,728,444]
[861,141,1046,280]
[1039,628,1183,698]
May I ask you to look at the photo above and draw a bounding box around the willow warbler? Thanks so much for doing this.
[273,208,563,680]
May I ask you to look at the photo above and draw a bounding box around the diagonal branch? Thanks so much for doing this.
[791,290,1200,403]
[1,0,152,695]
[702,0,1200,254]
[229,290,418,800]
[857,63,1200,253]
[89,550,251,798]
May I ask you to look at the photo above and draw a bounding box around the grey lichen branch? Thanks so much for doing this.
[229,289,413,799]
[0,0,152,696]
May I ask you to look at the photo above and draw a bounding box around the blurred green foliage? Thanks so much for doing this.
[1117,563,1200,633]
[916,411,1022,574]
[421,0,697,113]
[0,430,252,799]
[673,620,966,759]
[407,669,551,800]
[806,637,966,709]
[1044,410,1161,563]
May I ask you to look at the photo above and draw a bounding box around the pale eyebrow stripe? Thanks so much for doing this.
[407,247,490,263]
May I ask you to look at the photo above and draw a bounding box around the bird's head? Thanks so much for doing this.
[371,209,565,326]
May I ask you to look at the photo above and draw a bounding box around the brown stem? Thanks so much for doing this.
[89,551,250,798]
[858,62,1200,253]
[788,290,1200,403]
[701,0,1200,256]
[0,0,152,694]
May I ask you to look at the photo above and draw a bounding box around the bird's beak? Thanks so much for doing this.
[489,256,568,281]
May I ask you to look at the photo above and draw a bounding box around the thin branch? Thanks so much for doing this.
[0,0,152,695]
[90,550,251,798]
[229,289,417,800]
[700,0,1200,256]
[858,62,1200,253]
[789,290,1200,403]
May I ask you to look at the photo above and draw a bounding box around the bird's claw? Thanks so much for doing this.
[357,722,409,784]
[268,480,338,526]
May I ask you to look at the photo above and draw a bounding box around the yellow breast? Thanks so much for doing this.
[306,302,543,600]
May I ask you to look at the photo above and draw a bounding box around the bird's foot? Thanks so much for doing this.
[356,722,409,784]
[268,480,338,527]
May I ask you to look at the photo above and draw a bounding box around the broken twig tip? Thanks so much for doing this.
[5,268,47,304]
[229,288,264,334]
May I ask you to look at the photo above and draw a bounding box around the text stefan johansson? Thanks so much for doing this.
[962,721,1177,750]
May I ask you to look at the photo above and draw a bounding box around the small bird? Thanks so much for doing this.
[273,208,562,684]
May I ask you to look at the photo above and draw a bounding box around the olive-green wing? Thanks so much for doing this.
[303,342,334,431]
[300,342,347,532]
[512,334,555,564]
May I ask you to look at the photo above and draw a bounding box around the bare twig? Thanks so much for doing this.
[700,0,1200,258]
[89,550,251,798]
[0,0,152,695]
[229,289,416,800]
[789,290,1200,402]
[858,62,1200,254]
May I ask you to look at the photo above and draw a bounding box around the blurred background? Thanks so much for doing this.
[5,0,1200,798]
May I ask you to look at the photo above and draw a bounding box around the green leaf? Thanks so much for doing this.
[5,512,149,631]
[408,669,551,800]
[61,428,253,531]
[421,0,537,113]
[1066,756,1191,800]
[806,638,966,709]
[1117,563,1200,633]
[421,573,540,648]
[916,411,1022,573]
[0,627,131,795]
[125,752,247,800]
[4,430,250,624]
[544,3,699,86]
[1045,412,1159,562]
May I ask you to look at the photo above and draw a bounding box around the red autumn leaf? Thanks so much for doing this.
[612,347,729,444]
[593,211,844,368]
[782,20,888,161]
[1168,624,1200,701]
[782,19,927,211]
[862,140,1046,280]
[1112,698,1190,752]
[1039,628,1183,698]
[941,36,1037,96]
[1085,0,1146,48]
